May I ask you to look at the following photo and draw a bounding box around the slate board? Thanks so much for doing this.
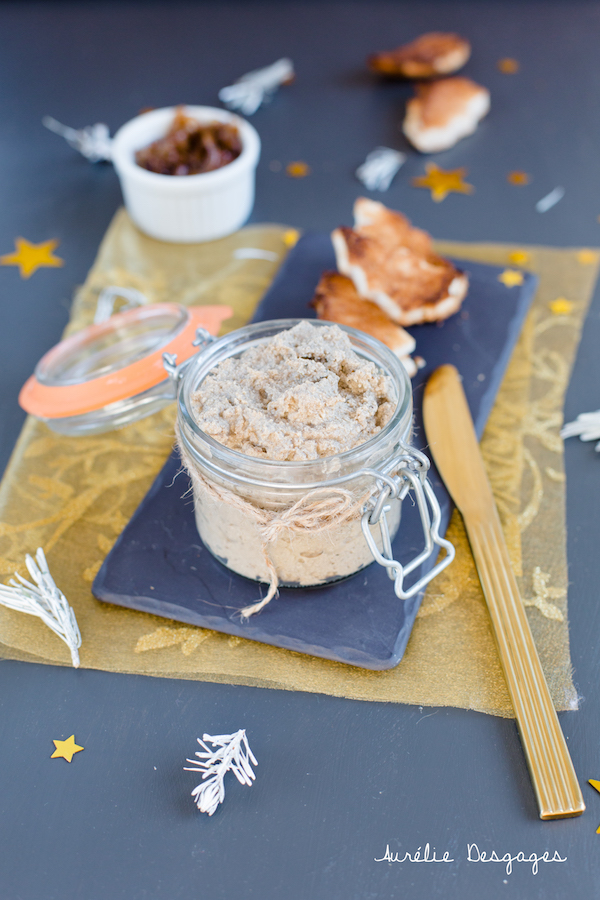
[93,234,537,669]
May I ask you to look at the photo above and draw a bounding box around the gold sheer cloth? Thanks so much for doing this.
[0,210,597,717]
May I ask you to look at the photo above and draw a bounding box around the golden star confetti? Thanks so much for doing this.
[51,734,84,763]
[508,250,530,266]
[498,269,524,287]
[498,58,519,74]
[0,237,64,279]
[549,297,573,315]
[286,161,311,178]
[589,780,600,833]
[282,228,300,248]
[507,171,530,186]
[411,164,473,202]
[577,249,599,265]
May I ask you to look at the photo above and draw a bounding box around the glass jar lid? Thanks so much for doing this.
[19,302,232,435]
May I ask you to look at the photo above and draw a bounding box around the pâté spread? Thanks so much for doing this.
[191,321,396,461]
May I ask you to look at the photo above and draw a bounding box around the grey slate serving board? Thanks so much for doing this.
[93,233,537,668]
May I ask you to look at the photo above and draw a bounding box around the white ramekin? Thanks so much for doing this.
[111,105,261,243]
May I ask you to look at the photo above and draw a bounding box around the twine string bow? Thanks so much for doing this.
[176,426,376,617]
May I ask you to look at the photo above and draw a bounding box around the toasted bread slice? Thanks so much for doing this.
[332,198,468,326]
[312,271,416,371]
[368,32,471,79]
[403,77,490,153]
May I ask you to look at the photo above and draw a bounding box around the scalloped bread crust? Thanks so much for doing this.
[332,198,468,326]
[312,271,417,376]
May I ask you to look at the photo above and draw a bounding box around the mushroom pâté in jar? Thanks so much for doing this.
[175,319,417,615]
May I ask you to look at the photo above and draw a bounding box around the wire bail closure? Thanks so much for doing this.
[359,440,455,600]
[162,328,217,384]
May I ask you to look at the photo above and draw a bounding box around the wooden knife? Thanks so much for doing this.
[423,364,584,820]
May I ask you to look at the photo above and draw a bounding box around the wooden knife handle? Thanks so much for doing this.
[467,510,584,819]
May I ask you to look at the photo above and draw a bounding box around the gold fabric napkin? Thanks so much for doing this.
[0,210,597,717]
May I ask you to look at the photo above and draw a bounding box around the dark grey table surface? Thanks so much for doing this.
[1,2,600,898]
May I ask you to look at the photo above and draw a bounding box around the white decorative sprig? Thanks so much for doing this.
[218,58,294,116]
[184,730,257,815]
[42,116,112,162]
[0,548,82,666]
[356,146,406,192]
[561,409,600,451]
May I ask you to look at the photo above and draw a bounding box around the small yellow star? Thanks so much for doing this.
[412,164,473,203]
[549,297,573,315]
[577,249,599,265]
[507,171,530,186]
[286,161,311,178]
[0,237,64,279]
[282,228,300,248]
[498,58,519,74]
[498,269,524,287]
[51,734,84,763]
[589,780,600,833]
[508,250,530,266]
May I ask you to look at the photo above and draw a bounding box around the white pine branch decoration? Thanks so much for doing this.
[561,409,600,451]
[42,116,112,162]
[356,146,406,192]
[218,58,294,116]
[0,548,82,667]
[184,730,257,815]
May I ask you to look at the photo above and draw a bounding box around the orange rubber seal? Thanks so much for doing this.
[19,304,232,419]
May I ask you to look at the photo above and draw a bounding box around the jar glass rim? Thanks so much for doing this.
[177,318,413,481]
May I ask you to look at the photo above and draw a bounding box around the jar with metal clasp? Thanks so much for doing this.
[172,318,455,614]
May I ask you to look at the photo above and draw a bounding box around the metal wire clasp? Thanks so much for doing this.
[359,442,455,600]
[162,327,216,384]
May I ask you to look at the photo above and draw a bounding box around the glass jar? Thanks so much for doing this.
[175,319,454,609]
[18,297,232,436]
